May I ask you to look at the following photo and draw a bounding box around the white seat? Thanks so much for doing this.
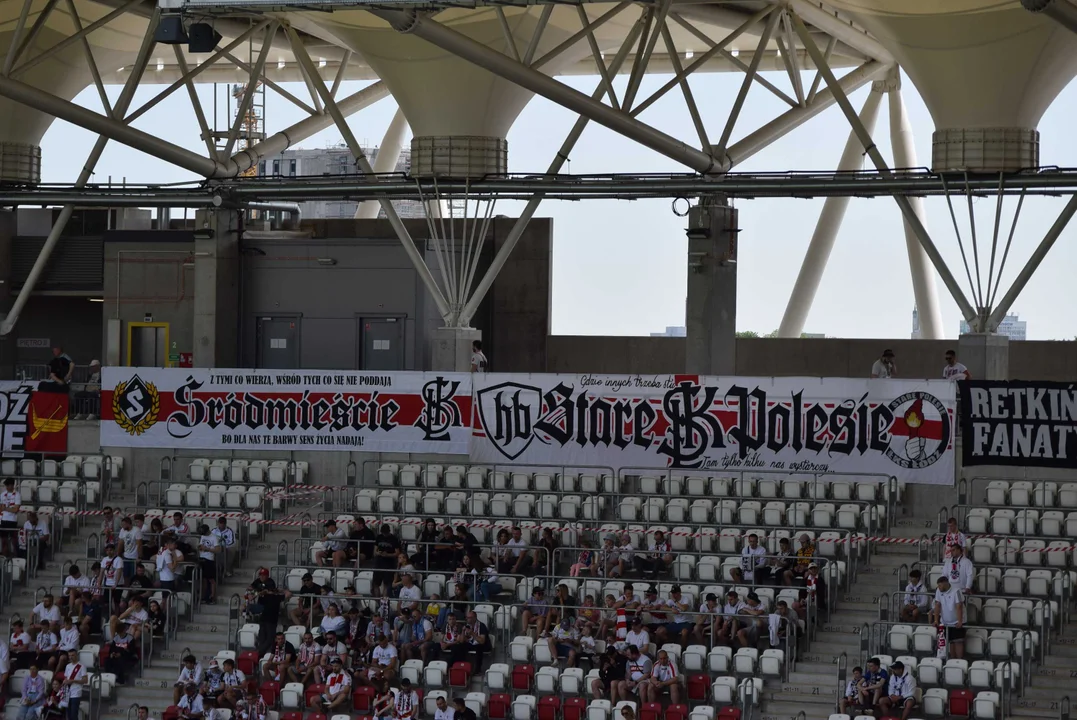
[711,677,736,705]
[424,660,448,688]
[968,660,993,690]
[922,688,947,716]
[973,691,1000,720]
[280,682,304,710]
[732,647,757,674]
[561,667,585,695]
[513,696,537,720]
[760,649,783,677]
[536,666,560,694]
[587,699,611,720]
[889,624,913,653]
[943,659,968,687]
[708,646,732,673]
[485,664,510,691]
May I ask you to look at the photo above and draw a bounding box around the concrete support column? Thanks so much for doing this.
[958,333,1010,380]
[686,199,738,375]
[432,327,479,372]
[0,211,14,379]
[193,209,241,369]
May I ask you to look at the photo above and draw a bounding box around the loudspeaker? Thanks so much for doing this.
[188,23,222,53]
[154,14,188,44]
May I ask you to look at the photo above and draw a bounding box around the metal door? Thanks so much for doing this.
[256,317,299,369]
[359,317,404,371]
[129,326,168,366]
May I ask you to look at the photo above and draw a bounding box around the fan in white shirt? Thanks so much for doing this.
[942,518,967,561]
[942,351,970,382]
[33,596,62,630]
[313,658,351,712]
[392,680,420,720]
[945,546,975,593]
[432,696,455,720]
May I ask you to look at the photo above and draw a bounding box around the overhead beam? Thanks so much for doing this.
[373,8,723,174]
[1022,0,1077,34]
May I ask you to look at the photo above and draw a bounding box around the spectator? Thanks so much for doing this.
[930,576,965,659]
[470,341,488,372]
[254,579,286,655]
[453,697,477,720]
[146,599,167,638]
[99,543,124,611]
[374,525,401,593]
[56,616,79,674]
[10,620,32,669]
[859,657,888,708]
[288,573,323,627]
[312,657,350,712]
[475,560,501,602]
[734,592,766,648]
[548,617,580,666]
[804,563,827,608]
[202,660,226,707]
[110,597,148,643]
[570,538,596,577]
[871,349,896,378]
[506,527,532,575]
[100,508,119,548]
[21,511,50,570]
[173,655,203,705]
[39,346,73,393]
[236,690,267,720]
[693,593,720,645]
[17,664,46,720]
[262,632,296,682]
[104,622,137,684]
[370,634,399,682]
[393,677,420,720]
[61,652,86,720]
[197,524,220,604]
[291,631,320,685]
[217,658,245,710]
[878,660,918,720]
[658,585,694,647]
[156,537,180,611]
[519,586,550,637]
[839,666,864,715]
[320,603,347,639]
[492,529,513,575]
[943,350,970,381]
[946,544,975,594]
[590,646,626,702]
[634,530,674,579]
[348,516,376,567]
[77,591,102,643]
[942,517,967,561]
[373,679,394,720]
[32,593,61,637]
[615,645,653,702]
[212,518,235,577]
[399,609,434,663]
[616,533,635,576]
[739,534,767,583]
[793,534,816,582]
[177,682,205,720]
[624,617,650,654]
[601,535,623,578]
[641,586,668,634]
[316,520,348,567]
[118,517,142,584]
[771,537,796,585]
[575,595,601,634]
[532,527,558,575]
[34,622,58,671]
[432,526,457,572]
[40,678,66,720]
[0,478,20,556]
[318,632,347,684]
[548,583,576,628]
[901,570,930,622]
[641,649,680,704]
[767,600,795,650]
[365,611,391,646]
[62,566,90,612]
[432,694,453,720]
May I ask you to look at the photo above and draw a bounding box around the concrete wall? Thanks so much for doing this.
[102,233,196,367]
[546,336,1077,380]
[14,296,102,367]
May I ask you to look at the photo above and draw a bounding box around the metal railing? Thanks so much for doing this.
[33,582,180,646]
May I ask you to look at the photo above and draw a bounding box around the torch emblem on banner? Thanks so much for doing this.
[904,397,926,462]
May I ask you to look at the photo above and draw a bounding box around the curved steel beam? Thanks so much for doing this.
[1022,0,1077,34]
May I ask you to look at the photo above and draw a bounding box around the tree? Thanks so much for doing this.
[735,331,759,338]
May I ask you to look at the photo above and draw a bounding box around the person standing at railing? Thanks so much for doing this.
[0,478,21,557]
[929,575,965,660]
[211,518,235,578]
[946,544,975,595]
[60,653,85,720]
[740,534,768,584]
[38,346,73,394]
[56,615,79,676]
[942,518,967,562]
[21,511,50,571]
[198,524,221,605]
[118,516,142,582]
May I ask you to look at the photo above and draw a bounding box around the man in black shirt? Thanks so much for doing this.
[453,698,478,720]
[373,525,400,593]
[590,646,627,702]
[39,346,73,393]
[348,517,376,566]
[288,573,323,626]
[262,631,296,682]
[255,579,286,655]
[454,526,478,564]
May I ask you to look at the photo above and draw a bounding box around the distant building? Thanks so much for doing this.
[651,326,687,337]
[911,307,922,339]
[258,144,427,219]
[961,313,1027,341]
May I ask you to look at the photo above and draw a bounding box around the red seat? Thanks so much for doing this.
[950,689,972,716]
[665,704,689,720]
[538,696,561,720]
[489,693,511,720]
[98,647,110,667]
[305,714,327,720]
[281,713,303,720]
[163,707,181,720]
[238,650,259,675]
[260,681,281,707]
[640,702,662,720]
[512,665,535,691]
[353,686,376,712]
[305,684,325,709]
[450,661,473,688]
[686,674,709,702]
[717,710,741,720]
[562,698,586,720]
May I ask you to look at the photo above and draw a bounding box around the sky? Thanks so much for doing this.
[38,61,1077,341]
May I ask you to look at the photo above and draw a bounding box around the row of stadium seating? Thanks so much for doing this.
[0,455,121,481]
[152,483,279,511]
[6,479,102,506]
[963,507,1077,537]
[979,479,1077,507]
[184,458,308,484]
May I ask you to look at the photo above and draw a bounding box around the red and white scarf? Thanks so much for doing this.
[615,608,628,640]
[935,625,948,660]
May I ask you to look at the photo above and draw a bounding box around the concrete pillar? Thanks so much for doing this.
[0,211,14,379]
[685,200,738,375]
[193,209,241,369]
[432,327,479,372]
[957,333,1010,380]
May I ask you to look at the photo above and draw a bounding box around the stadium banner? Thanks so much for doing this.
[99,368,472,453]
[960,380,1077,468]
[471,374,956,484]
[0,383,69,457]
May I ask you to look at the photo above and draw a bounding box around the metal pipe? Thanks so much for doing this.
[1022,0,1077,34]
[457,12,645,328]
[785,0,894,63]
[888,84,944,339]
[985,193,1077,331]
[355,107,408,219]
[0,10,159,337]
[722,60,888,167]
[0,194,223,205]
[789,12,979,324]
[778,86,883,338]
[374,8,723,174]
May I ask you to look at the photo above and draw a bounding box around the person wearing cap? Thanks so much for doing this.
[547,616,581,667]
[878,660,918,720]
[177,681,205,720]
[0,478,20,556]
[805,563,827,608]
[254,577,287,655]
[624,616,650,651]
[202,658,225,706]
[316,520,348,568]
[658,586,694,647]
[693,593,721,645]
[871,349,896,379]
[312,656,351,712]
[640,586,667,634]
[734,592,767,648]
[393,678,420,720]
[520,585,550,637]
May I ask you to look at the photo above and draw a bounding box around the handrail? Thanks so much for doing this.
[1060,695,1070,720]
[834,651,848,710]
